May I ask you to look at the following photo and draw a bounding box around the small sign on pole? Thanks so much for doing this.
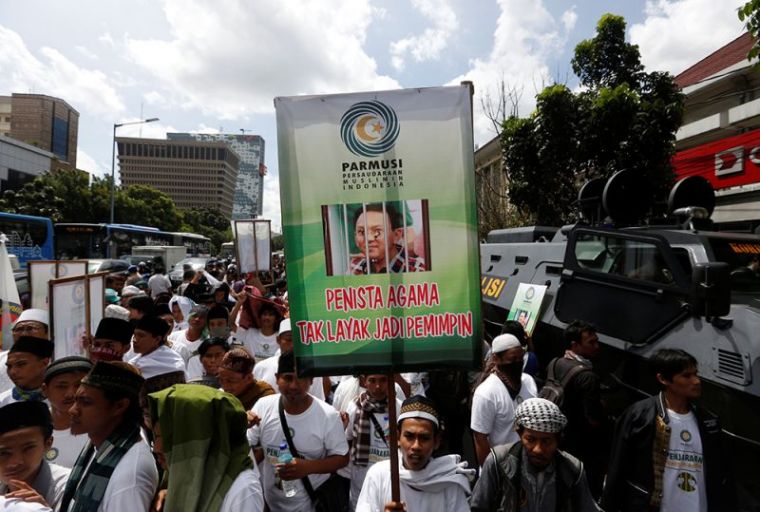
[232,219,272,274]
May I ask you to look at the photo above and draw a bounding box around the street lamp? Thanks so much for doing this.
[109,117,160,224]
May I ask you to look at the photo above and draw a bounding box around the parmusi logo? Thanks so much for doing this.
[340,100,400,157]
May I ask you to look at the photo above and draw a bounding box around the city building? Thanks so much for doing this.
[0,134,53,192]
[168,133,265,219]
[116,137,240,217]
[672,33,760,231]
[0,93,79,168]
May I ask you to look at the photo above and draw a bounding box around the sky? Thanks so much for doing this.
[0,0,749,232]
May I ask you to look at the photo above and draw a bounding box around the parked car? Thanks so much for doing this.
[88,259,131,274]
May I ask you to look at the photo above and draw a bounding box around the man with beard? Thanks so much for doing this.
[356,395,471,511]
[41,357,93,468]
[470,398,599,512]
[471,333,537,466]
[60,361,158,512]
[89,318,134,363]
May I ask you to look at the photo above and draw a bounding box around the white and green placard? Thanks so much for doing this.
[276,85,481,375]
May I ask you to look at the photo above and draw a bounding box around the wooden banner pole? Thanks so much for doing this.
[387,373,401,503]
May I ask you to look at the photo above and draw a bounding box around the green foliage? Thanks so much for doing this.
[0,178,65,220]
[739,1,760,61]
[501,13,683,225]
[181,207,232,254]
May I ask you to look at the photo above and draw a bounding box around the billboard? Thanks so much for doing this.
[276,85,481,375]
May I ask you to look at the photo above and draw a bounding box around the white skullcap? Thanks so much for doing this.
[121,285,142,297]
[278,318,291,336]
[514,398,567,433]
[104,305,131,322]
[15,309,49,327]
[492,333,521,354]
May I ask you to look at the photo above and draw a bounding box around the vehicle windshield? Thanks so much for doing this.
[709,239,760,298]
[175,257,207,269]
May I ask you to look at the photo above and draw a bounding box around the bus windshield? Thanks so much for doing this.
[0,213,54,266]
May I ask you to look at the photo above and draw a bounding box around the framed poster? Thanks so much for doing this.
[49,275,89,358]
[276,85,481,376]
[233,220,272,273]
[57,260,88,278]
[506,283,548,337]
[28,261,58,310]
[87,272,108,337]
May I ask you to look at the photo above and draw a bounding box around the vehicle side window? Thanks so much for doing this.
[574,233,675,285]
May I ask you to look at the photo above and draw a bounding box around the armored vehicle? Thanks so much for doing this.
[480,172,760,508]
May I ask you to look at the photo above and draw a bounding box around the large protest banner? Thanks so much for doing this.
[276,85,481,375]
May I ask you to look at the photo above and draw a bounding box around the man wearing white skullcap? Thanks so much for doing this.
[0,310,51,393]
[471,333,538,466]
[471,398,600,512]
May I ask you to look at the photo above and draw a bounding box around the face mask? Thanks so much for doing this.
[209,326,229,338]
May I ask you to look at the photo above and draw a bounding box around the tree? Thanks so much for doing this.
[739,1,760,62]
[0,178,65,220]
[181,207,232,255]
[501,14,683,225]
[117,185,183,231]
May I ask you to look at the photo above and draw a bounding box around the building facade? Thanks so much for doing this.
[168,133,265,219]
[116,137,240,217]
[672,33,760,231]
[0,134,53,192]
[0,93,79,168]
[474,134,511,239]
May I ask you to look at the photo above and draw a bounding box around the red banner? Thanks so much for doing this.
[673,128,760,190]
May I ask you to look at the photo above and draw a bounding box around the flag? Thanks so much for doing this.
[258,163,267,177]
[0,234,21,350]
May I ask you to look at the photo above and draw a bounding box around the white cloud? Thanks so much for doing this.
[449,0,561,145]
[0,25,125,118]
[125,0,399,120]
[262,175,282,233]
[98,32,115,47]
[75,45,99,60]
[561,7,578,33]
[76,148,102,177]
[114,120,177,140]
[389,0,459,71]
[630,0,746,75]
[143,90,167,107]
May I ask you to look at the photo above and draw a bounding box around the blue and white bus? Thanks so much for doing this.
[54,223,210,259]
[0,212,55,267]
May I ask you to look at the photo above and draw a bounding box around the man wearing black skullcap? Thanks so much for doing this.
[0,402,70,509]
[356,395,472,512]
[0,337,54,407]
[127,316,186,380]
[60,361,158,512]
[247,351,348,511]
[89,318,134,363]
[41,357,92,468]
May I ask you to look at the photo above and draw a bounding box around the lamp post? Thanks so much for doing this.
[109,118,160,224]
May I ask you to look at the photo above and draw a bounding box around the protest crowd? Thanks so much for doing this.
[0,255,731,512]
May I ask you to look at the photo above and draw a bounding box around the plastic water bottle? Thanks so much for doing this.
[278,442,297,497]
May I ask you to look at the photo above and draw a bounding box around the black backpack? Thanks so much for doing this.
[538,357,590,408]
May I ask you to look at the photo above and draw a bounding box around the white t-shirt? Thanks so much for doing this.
[345,399,402,510]
[220,466,264,512]
[69,440,158,512]
[356,459,470,512]
[247,394,349,512]
[253,350,326,401]
[168,329,206,363]
[127,345,187,380]
[0,495,52,511]
[48,428,88,469]
[400,372,427,397]
[236,327,278,361]
[148,274,172,297]
[470,373,537,447]
[661,409,707,512]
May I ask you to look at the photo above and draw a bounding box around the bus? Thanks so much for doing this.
[0,212,54,267]
[54,223,210,259]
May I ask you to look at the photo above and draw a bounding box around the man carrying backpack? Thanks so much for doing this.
[541,320,609,499]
